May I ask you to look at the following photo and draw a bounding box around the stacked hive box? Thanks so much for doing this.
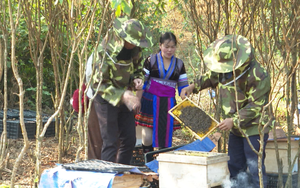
[265,137,298,187]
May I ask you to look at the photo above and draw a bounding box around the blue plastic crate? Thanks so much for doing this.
[0,109,19,119]
[0,119,35,139]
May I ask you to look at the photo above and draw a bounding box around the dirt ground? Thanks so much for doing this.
[0,136,80,187]
[0,128,197,187]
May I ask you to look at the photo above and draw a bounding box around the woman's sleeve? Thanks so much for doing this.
[177,63,189,95]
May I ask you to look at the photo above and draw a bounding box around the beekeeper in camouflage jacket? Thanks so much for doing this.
[180,34,270,187]
[85,16,153,164]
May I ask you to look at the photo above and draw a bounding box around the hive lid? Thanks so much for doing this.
[168,97,219,140]
[61,159,153,173]
[157,150,230,165]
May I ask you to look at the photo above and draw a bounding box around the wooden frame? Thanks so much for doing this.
[168,97,219,141]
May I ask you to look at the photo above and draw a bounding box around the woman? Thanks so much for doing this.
[135,32,189,161]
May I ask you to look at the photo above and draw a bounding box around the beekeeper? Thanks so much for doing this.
[85,16,153,165]
[180,34,272,187]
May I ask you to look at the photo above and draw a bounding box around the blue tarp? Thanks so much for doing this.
[146,137,216,173]
[39,165,147,188]
[39,165,116,188]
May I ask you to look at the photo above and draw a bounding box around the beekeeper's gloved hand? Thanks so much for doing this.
[121,90,141,113]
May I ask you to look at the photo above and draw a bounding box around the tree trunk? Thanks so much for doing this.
[8,0,30,187]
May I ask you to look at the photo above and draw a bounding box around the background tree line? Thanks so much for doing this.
[0,0,299,187]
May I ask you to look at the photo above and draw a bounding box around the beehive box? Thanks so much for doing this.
[112,174,144,188]
[157,150,230,188]
[169,97,218,140]
[265,138,299,173]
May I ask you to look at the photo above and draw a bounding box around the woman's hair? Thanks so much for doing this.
[160,32,177,46]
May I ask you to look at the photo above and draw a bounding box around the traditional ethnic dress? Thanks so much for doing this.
[135,52,188,148]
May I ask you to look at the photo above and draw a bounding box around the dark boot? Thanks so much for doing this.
[142,144,154,163]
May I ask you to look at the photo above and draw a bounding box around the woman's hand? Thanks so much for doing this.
[133,78,143,90]
[180,83,195,100]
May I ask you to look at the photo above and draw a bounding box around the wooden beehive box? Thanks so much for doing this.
[168,97,219,140]
[157,150,230,188]
[112,174,145,188]
[265,138,299,173]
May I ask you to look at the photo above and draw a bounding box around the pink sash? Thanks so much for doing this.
[147,79,176,97]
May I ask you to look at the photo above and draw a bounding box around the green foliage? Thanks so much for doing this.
[54,0,64,5]
[0,185,10,188]
[130,0,168,54]
[111,0,168,53]
[170,0,179,4]
[111,0,132,17]
[34,176,39,183]
[26,85,52,109]
[26,86,51,96]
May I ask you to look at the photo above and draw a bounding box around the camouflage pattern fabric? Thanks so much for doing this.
[114,16,153,48]
[204,35,252,73]
[193,58,271,137]
[86,17,153,106]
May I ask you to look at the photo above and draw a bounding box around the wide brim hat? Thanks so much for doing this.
[203,34,252,73]
[113,16,154,48]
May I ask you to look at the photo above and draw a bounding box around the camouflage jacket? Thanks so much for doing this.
[193,59,271,137]
[85,29,144,106]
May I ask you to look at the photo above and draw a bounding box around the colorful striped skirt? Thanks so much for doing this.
[135,92,181,148]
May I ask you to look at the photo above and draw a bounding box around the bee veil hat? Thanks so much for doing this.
[113,16,154,48]
[203,34,252,73]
